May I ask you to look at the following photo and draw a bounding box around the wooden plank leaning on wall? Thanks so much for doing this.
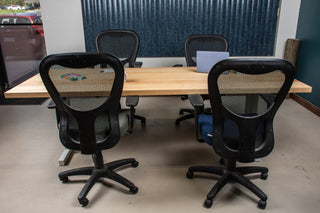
[285,38,320,116]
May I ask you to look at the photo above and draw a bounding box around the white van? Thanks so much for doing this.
[6,5,22,10]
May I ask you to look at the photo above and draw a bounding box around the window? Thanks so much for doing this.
[0,1,46,95]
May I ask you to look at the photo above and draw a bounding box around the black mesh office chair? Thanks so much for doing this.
[175,35,228,126]
[40,53,139,207]
[96,29,145,133]
[186,59,294,209]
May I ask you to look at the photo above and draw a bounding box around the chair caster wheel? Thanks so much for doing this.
[186,170,193,179]
[130,186,138,194]
[59,176,68,183]
[204,199,213,208]
[219,158,224,165]
[79,198,89,207]
[132,160,139,168]
[261,172,268,180]
[258,200,267,209]
[179,110,184,115]
[175,121,180,126]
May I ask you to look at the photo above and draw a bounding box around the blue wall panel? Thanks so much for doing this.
[82,0,279,57]
[295,0,320,107]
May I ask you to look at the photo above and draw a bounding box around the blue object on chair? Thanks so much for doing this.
[198,114,265,146]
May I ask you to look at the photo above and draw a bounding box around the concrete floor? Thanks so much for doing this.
[0,97,319,212]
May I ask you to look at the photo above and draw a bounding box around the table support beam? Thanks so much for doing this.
[58,149,73,166]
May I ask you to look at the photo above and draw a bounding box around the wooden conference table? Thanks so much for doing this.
[4,66,312,165]
[4,66,312,98]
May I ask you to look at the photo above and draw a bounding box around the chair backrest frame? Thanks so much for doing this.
[185,35,229,67]
[208,58,295,162]
[95,29,139,67]
[40,53,124,154]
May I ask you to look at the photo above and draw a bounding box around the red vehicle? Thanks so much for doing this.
[0,12,46,60]
[0,12,44,36]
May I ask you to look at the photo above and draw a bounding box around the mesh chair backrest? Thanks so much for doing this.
[208,59,294,162]
[95,30,139,67]
[40,53,124,154]
[185,35,229,67]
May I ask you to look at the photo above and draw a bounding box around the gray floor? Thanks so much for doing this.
[0,97,319,212]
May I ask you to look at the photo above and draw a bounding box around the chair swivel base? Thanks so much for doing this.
[128,106,146,133]
[134,114,146,126]
[175,107,209,126]
[186,164,268,209]
[175,109,195,126]
[59,157,139,207]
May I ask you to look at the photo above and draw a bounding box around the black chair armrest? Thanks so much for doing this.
[188,94,205,142]
[134,61,143,68]
[126,96,139,107]
[188,94,204,108]
[47,99,60,128]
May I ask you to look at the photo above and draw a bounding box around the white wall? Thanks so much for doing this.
[40,0,85,54]
[40,0,300,66]
[274,0,301,58]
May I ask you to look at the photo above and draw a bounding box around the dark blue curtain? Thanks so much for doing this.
[82,0,280,57]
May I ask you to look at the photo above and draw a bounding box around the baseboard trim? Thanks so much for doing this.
[291,94,320,117]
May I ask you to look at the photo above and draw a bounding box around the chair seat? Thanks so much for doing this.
[68,109,130,141]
